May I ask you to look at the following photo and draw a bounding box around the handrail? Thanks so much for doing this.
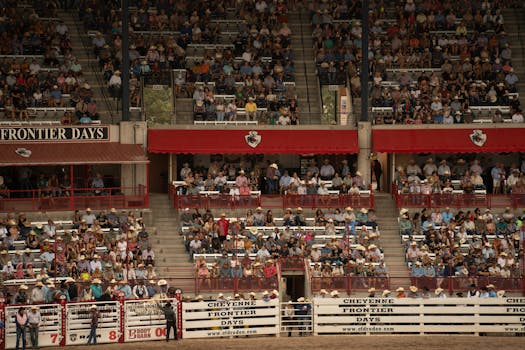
[172,193,374,210]
[0,186,147,211]
[392,191,525,209]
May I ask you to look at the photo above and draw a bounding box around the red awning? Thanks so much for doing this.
[148,129,359,154]
[373,128,525,153]
[0,143,148,166]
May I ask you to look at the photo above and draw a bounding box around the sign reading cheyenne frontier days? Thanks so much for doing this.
[0,126,109,142]
[313,297,525,335]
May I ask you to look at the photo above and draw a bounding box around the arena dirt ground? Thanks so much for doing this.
[47,335,524,350]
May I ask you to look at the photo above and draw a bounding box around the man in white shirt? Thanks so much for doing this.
[320,159,336,180]
[90,254,103,272]
[82,208,97,226]
[56,21,68,36]
[511,109,524,123]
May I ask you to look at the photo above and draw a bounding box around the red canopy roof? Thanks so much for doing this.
[373,127,525,153]
[0,143,148,166]
[148,129,359,154]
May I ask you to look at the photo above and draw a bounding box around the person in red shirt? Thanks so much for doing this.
[263,259,277,278]
[217,213,229,243]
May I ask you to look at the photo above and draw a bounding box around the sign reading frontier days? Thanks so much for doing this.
[0,126,109,142]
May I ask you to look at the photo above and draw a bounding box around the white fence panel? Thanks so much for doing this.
[124,298,177,342]
[65,301,121,345]
[313,297,525,335]
[182,299,280,339]
[5,304,62,349]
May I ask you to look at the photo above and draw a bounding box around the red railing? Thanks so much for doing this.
[0,186,148,212]
[311,276,524,295]
[311,276,391,294]
[279,256,306,271]
[402,276,525,295]
[195,276,279,294]
[171,192,375,210]
[392,189,525,209]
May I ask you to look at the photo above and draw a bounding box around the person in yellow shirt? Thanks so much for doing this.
[245,97,258,121]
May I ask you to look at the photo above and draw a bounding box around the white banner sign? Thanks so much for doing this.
[182,299,280,339]
[313,297,525,334]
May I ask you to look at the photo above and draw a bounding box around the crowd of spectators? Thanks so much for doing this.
[176,158,370,195]
[0,1,100,124]
[0,208,167,304]
[78,0,300,123]
[310,0,364,85]
[181,206,384,291]
[308,0,522,124]
[399,206,523,285]
[395,157,525,195]
[369,0,522,124]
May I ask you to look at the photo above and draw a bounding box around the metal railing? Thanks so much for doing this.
[311,276,391,294]
[393,192,525,209]
[310,276,524,296]
[169,188,374,210]
[194,276,279,294]
[0,186,147,211]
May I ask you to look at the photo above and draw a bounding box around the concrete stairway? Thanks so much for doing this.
[502,8,525,108]
[374,193,411,290]
[289,10,322,124]
[57,10,119,124]
[148,193,195,293]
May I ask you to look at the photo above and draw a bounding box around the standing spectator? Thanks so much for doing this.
[491,163,503,194]
[217,213,229,243]
[15,307,28,350]
[28,306,41,349]
[215,99,225,121]
[226,99,237,121]
[86,305,99,345]
[245,97,258,121]
[319,159,335,180]
[92,173,105,195]
[265,163,278,194]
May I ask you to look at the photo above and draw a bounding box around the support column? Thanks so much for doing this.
[357,121,372,189]
[121,0,130,121]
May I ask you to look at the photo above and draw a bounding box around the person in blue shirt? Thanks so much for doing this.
[118,281,133,298]
[45,283,56,303]
[90,278,103,300]
[441,207,454,224]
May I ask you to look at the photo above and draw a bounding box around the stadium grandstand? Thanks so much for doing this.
[0,0,524,345]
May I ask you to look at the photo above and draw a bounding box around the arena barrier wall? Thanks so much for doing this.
[1,296,524,348]
[65,300,121,345]
[313,297,525,335]
[0,296,180,349]
[124,298,178,342]
[5,303,62,349]
[182,299,280,339]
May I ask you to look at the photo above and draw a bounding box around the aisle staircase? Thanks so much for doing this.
[374,193,411,290]
[58,10,120,124]
[149,193,195,293]
[502,8,525,108]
